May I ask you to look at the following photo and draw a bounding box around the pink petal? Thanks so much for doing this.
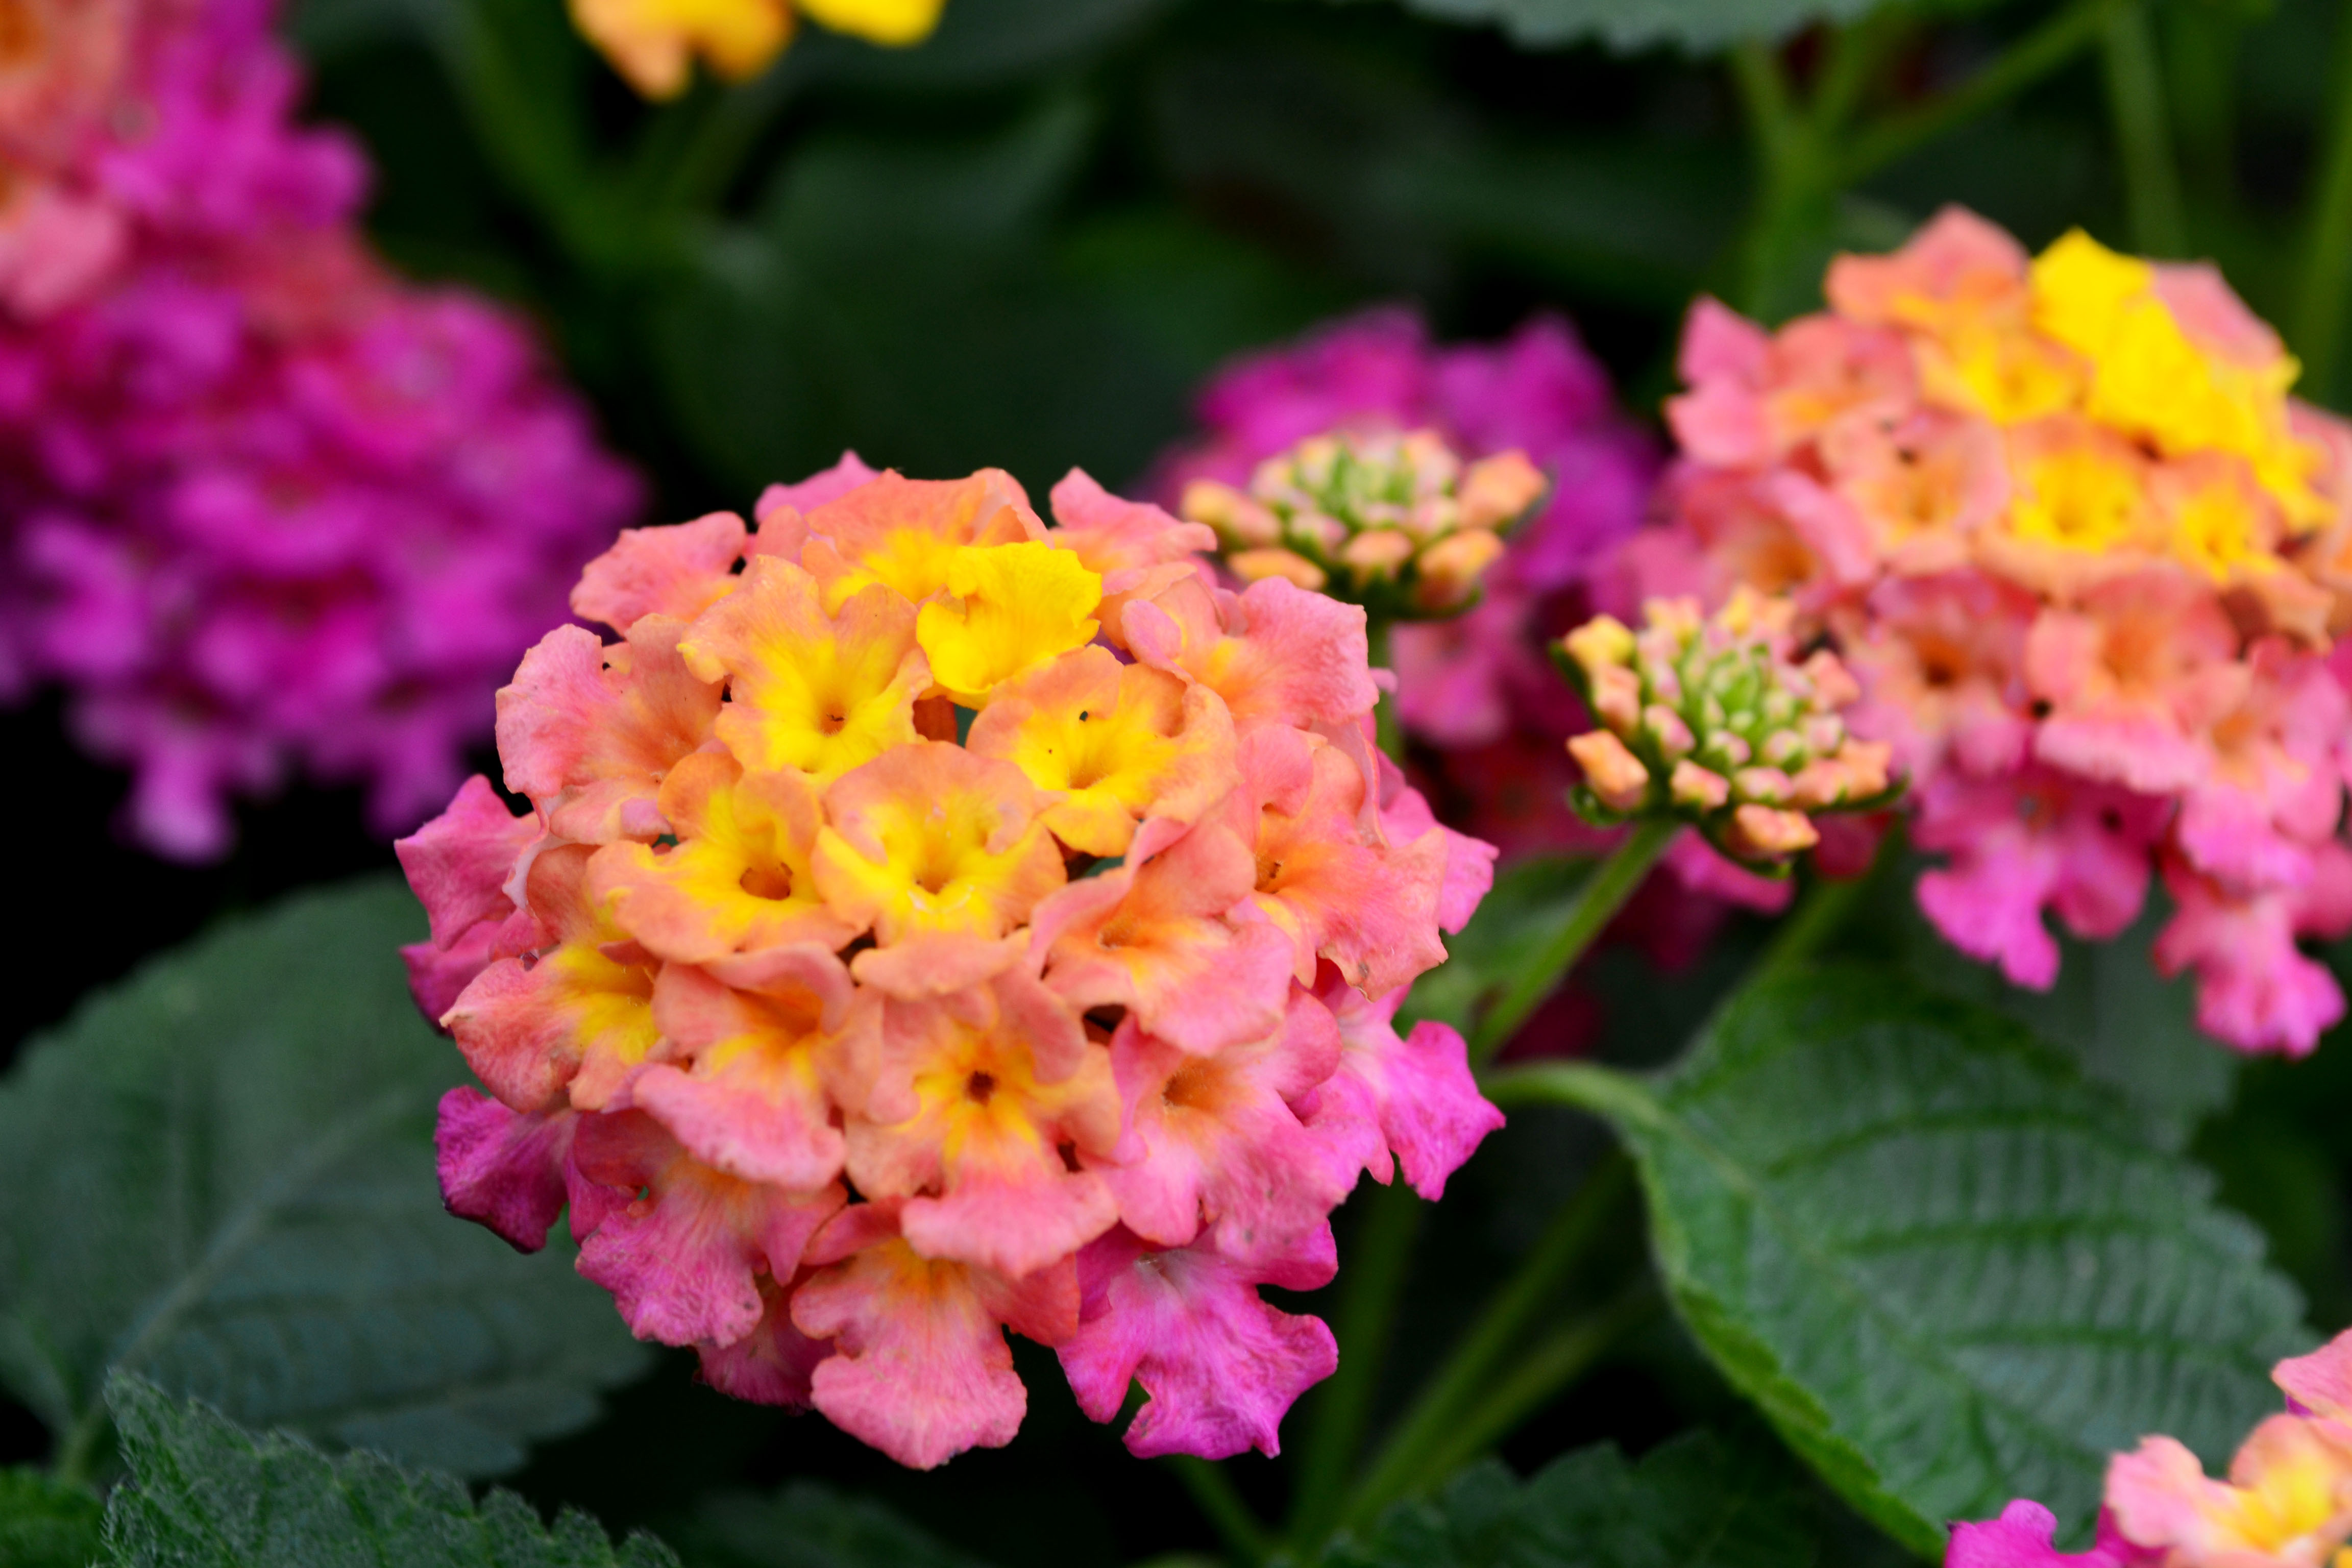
[573,1110,845,1348]
[395,774,535,950]
[1058,1226,1338,1459]
[569,511,748,635]
[435,1086,575,1252]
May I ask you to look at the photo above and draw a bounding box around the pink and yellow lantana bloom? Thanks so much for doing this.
[397,456,1500,1469]
[1616,209,2352,1055]
[1951,1327,2352,1566]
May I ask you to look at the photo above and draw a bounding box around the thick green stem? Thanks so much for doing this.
[1340,1156,1633,1527]
[1839,0,2116,185]
[2295,0,2352,400]
[1730,41,1825,318]
[1170,1457,1270,1566]
[1468,818,1677,1067]
[1286,1180,1423,1551]
[2101,0,2187,257]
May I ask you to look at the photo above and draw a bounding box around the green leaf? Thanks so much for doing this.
[1379,0,1891,55]
[1897,886,2237,1152]
[1325,1427,1822,1568]
[98,1374,678,1568]
[679,1481,999,1568]
[0,1467,103,1568]
[648,95,1190,494]
[1555,964,2306,1555]
[0,877,647,1479]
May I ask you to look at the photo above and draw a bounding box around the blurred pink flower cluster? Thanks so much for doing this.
[0,0,640,859]
[1155,306,1660,866]
[1615,210,2352,1055]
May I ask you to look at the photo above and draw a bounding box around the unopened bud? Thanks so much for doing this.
[1671,761,1730,810]
[1567,730,1651,812]
[1413,528,1505,610]
[1181,480,1283,549]
[1728,803,1820,857]
[1339,528,1415,584]
[1458,449,1547,530]
[1229,548,1328,592]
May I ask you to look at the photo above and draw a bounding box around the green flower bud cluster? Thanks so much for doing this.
[1180,428,1546,621]
[1557,589,1900,869]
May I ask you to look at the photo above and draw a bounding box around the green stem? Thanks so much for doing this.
[1481,1060,1659,1124]
[1391,1284,1660,1494]
[1730,40,1823,318]
[2295,0,2352,400]
[1467,818,1677,1067]
[1839,0,2116,185]
[1170,1457,1270,1566]
[2101,0,2187,256]
[1286,1180,1423,1552]
[1749,818,1901,982]
[1367,619,1405,764]
[1340,1155,1634,1527]
[51,1408,107,1491]
[660,63,802,213]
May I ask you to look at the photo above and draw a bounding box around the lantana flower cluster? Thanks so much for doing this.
[1155,307,1659,862]
[574,0,943,100]
[398,457,1502,1469]
[1952,1327,2352,1566]
[1561,589,1896,867]
[1615,208,2352,1054]
[1179,427,1545,618]
[0,0,639,860]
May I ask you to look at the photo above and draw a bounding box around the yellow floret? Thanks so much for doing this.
[916,542,1103,706]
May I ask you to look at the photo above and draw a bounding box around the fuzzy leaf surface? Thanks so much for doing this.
[99,1375,677,1567]
[1553,964,2305,1554]
[0,878,646,1477]
[1325,1427,1821,1567]
[0,1466,104,1568]
[681,1481,999,1568]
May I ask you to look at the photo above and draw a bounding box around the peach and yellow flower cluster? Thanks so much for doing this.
[1180,428,1546,619]
[1952,1328,2352,1566]
[571,0,943,100]
[1559,588,1895,867]
[1616,208,2352,1053]
[395,456,1501,1469]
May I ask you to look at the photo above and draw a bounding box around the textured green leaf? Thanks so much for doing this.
[680,1481,998,1568]
[1325,1427,1822,1568]
[0,878,646,1478]
[1899,890,2237,1153]
[1378,0,1890,55]
[1565,965,2305,1555]
[0,1466,103,1568]
[99,1375,678,1568]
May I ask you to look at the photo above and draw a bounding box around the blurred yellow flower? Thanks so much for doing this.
[571,0,945,99]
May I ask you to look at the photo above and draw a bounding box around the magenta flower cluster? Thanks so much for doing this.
[0,0,640,859]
